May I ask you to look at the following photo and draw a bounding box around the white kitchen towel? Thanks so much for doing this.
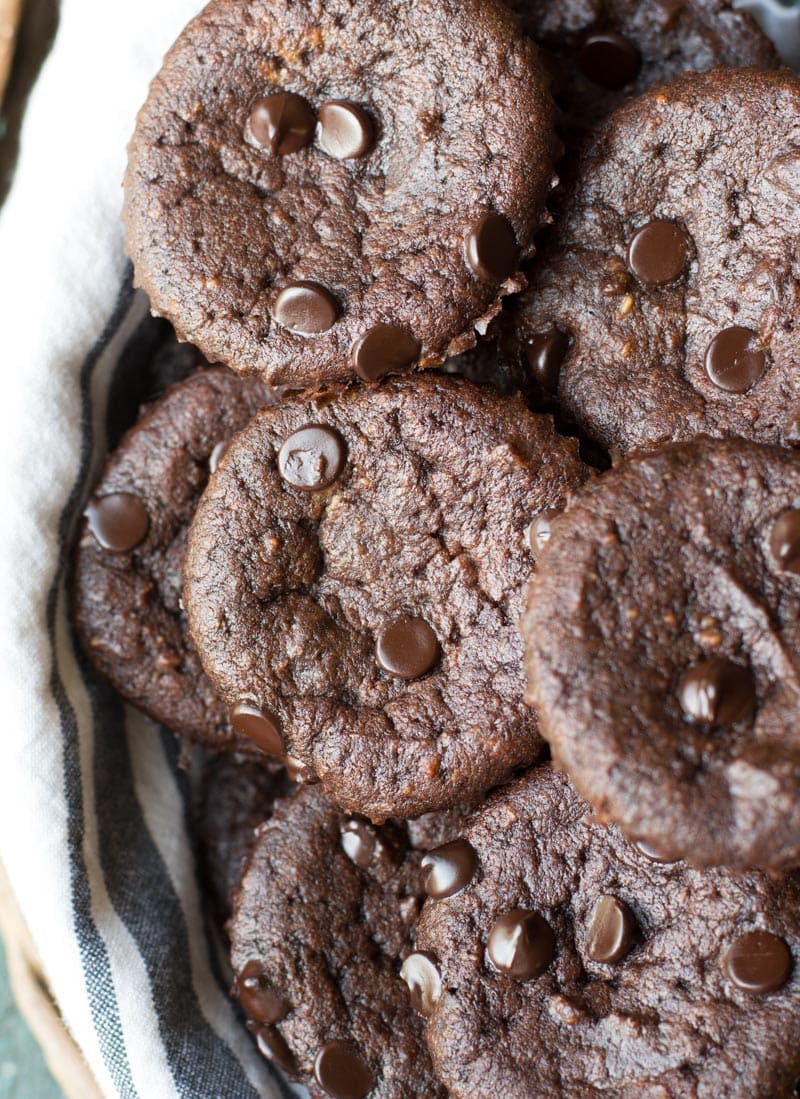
[0,0,294,1095]
[0,0,795,1097]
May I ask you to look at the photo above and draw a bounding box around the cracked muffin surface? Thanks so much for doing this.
[183,374,588,819]
[417,767,800,1099]
[523,438,800,869]
[228,783,464,1098]
[72,367,273,747]
[123,0,558,389]
[502,67,800,455]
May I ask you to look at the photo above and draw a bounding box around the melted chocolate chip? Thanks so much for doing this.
[465,213,519,282]
[376,615,440,679]
[235,960,289,1024]
[487,909,556,980]
[421,839,478,899]
[230,701,284,756]
[314,1040,375,1099]
[525,328,569,393]
[253,1024,298,1074]
[627,221,692,286]
[278,425,346,491]
[273,282,339,335]
[578,33,642,90]
[340,818,380,869]
[724,930,792,994]
[208,440,230,474]
[400,951,442,1016]
[705,327,768,393]
[317,101,374,159]
[678,657,756,727]
[585,896,637,964]
[246,93,316,155]
[85,493,149,553]
[769,510,800,574]
[352,324,421,382]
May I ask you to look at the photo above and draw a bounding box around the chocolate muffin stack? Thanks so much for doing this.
[72,0,800,1094]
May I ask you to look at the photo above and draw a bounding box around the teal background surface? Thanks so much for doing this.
[0,939,63,1099]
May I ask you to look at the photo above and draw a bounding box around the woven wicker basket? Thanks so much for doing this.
[0,0,22,101]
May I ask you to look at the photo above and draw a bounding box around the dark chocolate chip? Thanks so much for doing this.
[352,324,421,382]
[400,951,442,1016]
[724,930,792,994]
[465,213,519,283]
[230,701,284,756]
[339,818,405,869]
[487,909,556,980]
[273,282,339,335]
[252,1024,298,1074]
[585,896,637,964]
[246,93,316,155]
[627,221,692,286]
[578,33,642,90]
[85,493,149,553]
[209,440,230,474]
[704,327,767,393]
[278,425,346,491]
[635,839,680,865]
[235,960,289,1024]
[340,818,380,869]
[678,657,756,727]
[525,328,569,393]
[421,839,478,899]
[314,1040,375,1099]
[376,615,440,680]
[769,510,800,574]
[318,101,374,159]
[285,754,315,784]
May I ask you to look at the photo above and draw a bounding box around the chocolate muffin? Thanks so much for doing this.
[124,0,559,389]
[506,0,777,132]
[523,438,800,869]
[183,375,589,820]
[73,368,273,748]
[416,767,800,1098]
[197,754,292,924]
[228,783,466,1098]
[502,67,800,455]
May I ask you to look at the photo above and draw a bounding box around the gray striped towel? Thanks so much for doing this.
[0,0,301,1092]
